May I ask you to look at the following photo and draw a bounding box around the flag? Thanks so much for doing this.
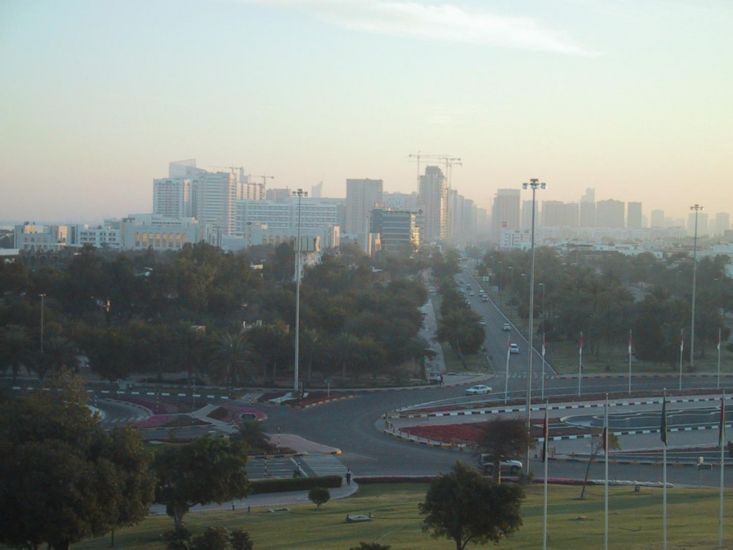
[542,406,550,461]
[719,394,725,447]
[680,330,685,354]
[579,331,585,355]
[661,397,668,446]
[628,330,633,356]
[542,334,546,357]
[717,330,722,353]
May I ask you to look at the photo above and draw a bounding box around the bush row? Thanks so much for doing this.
[250,475,342,494]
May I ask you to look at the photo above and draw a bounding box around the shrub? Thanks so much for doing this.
[308,486,330,509]
[350,543,391,550]
[250,475,341,494]
[230,528,255,550]
[162,526,191,550]
[191,526,229,550]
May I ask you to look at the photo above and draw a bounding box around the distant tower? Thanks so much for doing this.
[579,188,596,227]
[627,202,642,229]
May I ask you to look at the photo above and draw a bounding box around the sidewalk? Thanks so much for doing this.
[149,481,359,515]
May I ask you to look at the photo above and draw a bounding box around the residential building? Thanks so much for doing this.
[579,188,596,227]
[265,188,292,202]
[345,178,383,244]
[383,191,419,211]
[69,225,121,249]
[715,212,730,235]
[688,211,709,236]
[419,166,448,243]
[153,177,193,218]
[596,199,625,228]
[491,189,520,240]
[192,171,238,235]
[542,201,578,227]
[627,202,643,229]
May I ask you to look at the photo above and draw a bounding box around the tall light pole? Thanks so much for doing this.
[523,178,546,474]
[690,204,703,369]
[39,293,46,354]
[293,188,307,394]
[539,282,546,400]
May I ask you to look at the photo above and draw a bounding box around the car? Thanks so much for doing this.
[465,384,492,395]
[502,322,511,331]
[479,320,487,326]
[509,343,520,354]
[481,296,489,302]
[479,456,523,476]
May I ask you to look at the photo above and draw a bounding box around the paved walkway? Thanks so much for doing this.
[149,481,359,514]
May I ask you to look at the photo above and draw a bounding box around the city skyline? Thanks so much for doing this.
[1,1,732,221]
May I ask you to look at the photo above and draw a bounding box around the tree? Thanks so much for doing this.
[0,391,154,550]
[154,435,250,529]
[213,332,252,390]
[0,324,32,383]
[230,529,255,550]
[191,526,230,550]
[232,420,272,454]
[308,487,330,510]
[419,462,524,550]
[479,418,533,484]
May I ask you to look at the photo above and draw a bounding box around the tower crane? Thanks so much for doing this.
[249,175,274,200]
[408,153,462,188]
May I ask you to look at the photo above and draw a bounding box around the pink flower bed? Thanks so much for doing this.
[135,415,175,429]
[402,423,488,444]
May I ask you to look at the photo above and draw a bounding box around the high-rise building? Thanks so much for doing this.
[169,159,206,179]
[541,201,579,227]
[419,166,448,243]
[265,188,292,202]
[384,191,419,211]
[627,202,642,229]
[192,171,238,235]
[688,211,709,236]
[311,182,323,199]
[153,178,192,219]
[345,178,383,242]
[579,188,596,227]
[650,209,665,228]
[491,189,521,240]
[521,200,534,230]
[370,209,419,254]
[596,199,625,228]
[715,212,730,235]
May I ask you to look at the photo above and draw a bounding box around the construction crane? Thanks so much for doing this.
[249,175,274,200]
[209,165,248,197]
[408,153,462,188]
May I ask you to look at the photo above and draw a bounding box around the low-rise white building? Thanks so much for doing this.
[14,223,68,251]
[118,214,209,251]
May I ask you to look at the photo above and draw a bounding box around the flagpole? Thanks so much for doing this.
[543,401,549,550]
[679,329,684,392]
[719,391,726,549]
[628,329,633,396]
[604,393,609,550]
[504,335,511,405]
[717,328,721,390]
[662,390,668,550]
[541,335,546,401]
[578,331,583,398]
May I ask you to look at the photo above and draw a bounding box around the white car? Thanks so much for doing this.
[509,343,520,354]
[465,384,492,395]
[479,456,523,476]
[502,322,512,331]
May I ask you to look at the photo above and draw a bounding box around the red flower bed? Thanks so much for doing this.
[116,396,178,414]
[402,422,488,444]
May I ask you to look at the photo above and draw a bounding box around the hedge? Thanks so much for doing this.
[250,475,342,494]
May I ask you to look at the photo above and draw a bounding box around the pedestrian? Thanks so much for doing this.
[440,374,444,386]
[345,468,352,486]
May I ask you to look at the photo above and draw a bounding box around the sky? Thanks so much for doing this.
[1,0,731,223]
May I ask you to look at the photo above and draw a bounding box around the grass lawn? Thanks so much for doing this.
[74,483,733,549]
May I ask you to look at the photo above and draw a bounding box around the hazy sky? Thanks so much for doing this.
[1,0,731,222]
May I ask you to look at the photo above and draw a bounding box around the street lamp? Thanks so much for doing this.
[522,178,546,475]
[539,282,546,400]
[689,204,703,370]
[39,293,46,354]
[292,188,308,394]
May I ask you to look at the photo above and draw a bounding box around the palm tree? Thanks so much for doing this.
[213,332,251,391]
[35,335,78,380]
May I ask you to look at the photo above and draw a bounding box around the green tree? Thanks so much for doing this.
[419,462,524,550]
[232,420,272,454]
[308,487,330,510]
[0,392,154,550]
[580,430,621,499]
[230,528,255,550]
[478,418,533,484]
[191,526,230,550]
[0,324,32,383]
[154,435,250,529]
[213,331,252,390]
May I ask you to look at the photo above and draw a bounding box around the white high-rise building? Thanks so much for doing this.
[491,189,520,240]
[345,178,383,241]
[419,166,448,243]
[192,172,238,235]
[650,209,665,228]
[154,178,193,219]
